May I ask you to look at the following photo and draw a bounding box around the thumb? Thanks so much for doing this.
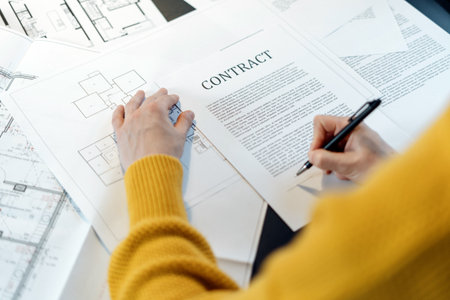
[308,149,357,176]
[175,111,195,136]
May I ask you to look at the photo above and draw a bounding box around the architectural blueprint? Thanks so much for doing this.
[0,27,109,300]
[0,0,194,48]
[68,0,189,47]
[79,133,122,185]
[75,0,154,43]
[74,70,146,118]
[0,0,93,47]
[0,102,92,300]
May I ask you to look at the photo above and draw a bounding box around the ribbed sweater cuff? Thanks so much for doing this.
[124,155,187,227]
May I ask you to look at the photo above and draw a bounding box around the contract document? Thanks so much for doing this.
[157,25,396,231]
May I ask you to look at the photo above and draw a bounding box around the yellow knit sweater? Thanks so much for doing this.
[109,108,450,300]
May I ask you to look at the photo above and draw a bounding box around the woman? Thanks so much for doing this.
[108,89,450,299]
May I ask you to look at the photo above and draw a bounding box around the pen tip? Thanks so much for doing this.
[296,166,307,177]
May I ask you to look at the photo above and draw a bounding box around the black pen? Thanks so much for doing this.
[296,99,382,177]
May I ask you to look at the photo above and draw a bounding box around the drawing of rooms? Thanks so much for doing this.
[8,1,44,38]
[77,0,153,42]
[73,70,146,118]
[6,1,92,46]
[79,133,122,185]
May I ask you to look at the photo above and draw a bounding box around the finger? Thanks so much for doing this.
[308,149,357,176]
[125,90,145,116]
[310,115,349,150]
[156,94,180,110]
[112,105,125,130]
[335,173,350,181]
[145,88,168,103]
[175,111,195,136]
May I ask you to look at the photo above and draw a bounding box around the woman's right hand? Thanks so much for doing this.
[308,115,395,183]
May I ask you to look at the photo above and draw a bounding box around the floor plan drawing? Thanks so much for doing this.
[191,131,210,154]
[79,133,123,186]
[59,0,92,43]
[1,0,93,47]
[1,0,194,48]
[8,1,44,38]
[74,70,147,118]
[76,0,154,42]
[0,102,90,300]
[78,104,211,187]
[78,126,203,187]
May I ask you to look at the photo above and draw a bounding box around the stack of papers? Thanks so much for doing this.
[187,0,409,56]
[1,0,449,299]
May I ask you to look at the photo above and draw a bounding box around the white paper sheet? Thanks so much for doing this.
[262,0,377,39]
[189,0,401,57]
[323,0,408,56]
[59,228,111,300]
[189,179,267,285]
[342,0,450,140]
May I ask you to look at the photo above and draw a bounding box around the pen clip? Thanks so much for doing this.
[349,101,370,122]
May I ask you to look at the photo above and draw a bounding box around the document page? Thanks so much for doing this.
[323,0,407,56]
[157,25,384,230]
[262,0,377,39]
[342,0,450,139]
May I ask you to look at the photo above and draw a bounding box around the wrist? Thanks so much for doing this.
[124,155,187,227]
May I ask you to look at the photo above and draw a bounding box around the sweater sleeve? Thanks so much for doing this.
[109,107,450,300]
[108,155,239,300]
